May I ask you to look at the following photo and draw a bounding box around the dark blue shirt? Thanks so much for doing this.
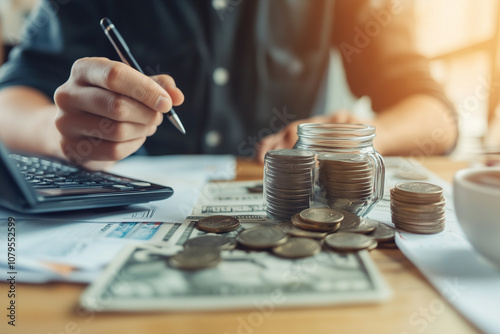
[0,0,453,156]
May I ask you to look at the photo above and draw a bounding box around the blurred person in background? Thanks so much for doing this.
[0,0,457,169]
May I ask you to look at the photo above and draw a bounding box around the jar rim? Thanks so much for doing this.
[297,123,375,134]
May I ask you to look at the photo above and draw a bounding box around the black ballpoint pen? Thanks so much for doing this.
[100,17,186,134]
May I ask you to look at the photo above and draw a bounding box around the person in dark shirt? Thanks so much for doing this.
[0,0,457,169]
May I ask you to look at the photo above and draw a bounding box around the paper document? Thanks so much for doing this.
[0,219,182,283]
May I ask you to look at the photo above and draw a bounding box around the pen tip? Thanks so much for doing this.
[170,113,186,134]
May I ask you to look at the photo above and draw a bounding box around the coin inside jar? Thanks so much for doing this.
[197,215,240,233]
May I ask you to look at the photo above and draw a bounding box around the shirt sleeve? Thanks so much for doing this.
[0,0,107,100]
[332,0,455,114]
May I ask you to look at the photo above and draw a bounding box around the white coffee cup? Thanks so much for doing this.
[453,167,500,267]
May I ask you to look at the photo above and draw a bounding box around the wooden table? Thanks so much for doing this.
[0,156,478,334]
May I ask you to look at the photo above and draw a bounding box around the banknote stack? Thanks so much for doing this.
[264,149,316,221]
[390,182,445,234]
[318,154,374,213]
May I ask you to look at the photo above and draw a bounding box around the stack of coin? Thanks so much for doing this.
[317,154,374,213]
[390,182,445,234]
[290,208,343,232]
[264,149,316,221]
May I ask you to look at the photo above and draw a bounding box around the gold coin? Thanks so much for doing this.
[338,210,362,231]
[342,217,379,234]
[236,226,288,249]
[291,213,341,232]
[278,221,328,239]
[368,223,395,242]
[272,238,321,259]
[299,208,344,224]
[197,216,240,233]
[323,232,373,251]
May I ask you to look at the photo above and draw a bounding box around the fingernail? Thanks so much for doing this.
[155,96,171,113]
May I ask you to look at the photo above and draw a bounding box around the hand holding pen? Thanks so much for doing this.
[53,19,185,166]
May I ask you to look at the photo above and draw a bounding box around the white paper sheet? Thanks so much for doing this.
[0,219,183,282]
[371,157,500,334]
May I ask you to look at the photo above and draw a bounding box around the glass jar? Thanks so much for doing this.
[294,123,385,217]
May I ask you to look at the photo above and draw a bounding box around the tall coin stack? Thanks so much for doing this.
[264,149,316,221]
[390,182,445,234]
[318,154,374,214]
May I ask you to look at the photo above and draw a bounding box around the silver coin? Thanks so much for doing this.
[299,207,344,224]
[236,226,288,249]
[395,182,443,196]
[168,248,221,270]
[342,217,379,234]
[368,223,395,242]
[278,221,329,239]
[272,238,321,259]
[337,210,362,231]
[323,232,373,251]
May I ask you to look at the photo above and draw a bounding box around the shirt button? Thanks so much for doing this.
[205,130,222,148]
[212,0,229,10]
[213,67,230,86]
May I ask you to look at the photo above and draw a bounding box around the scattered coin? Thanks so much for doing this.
[184,235,236,251]
[291,213,341,232]
[278,221,329,239]
[323,232,374,252]
[343,217,379,234]
[236,226,288,249]
[367,238,378,251]
[299,207,344,225]
[197,215,240,233]
[272,238,321,259]
[368,222,395,242]
[168,248,221,270]
[338,210,362,231]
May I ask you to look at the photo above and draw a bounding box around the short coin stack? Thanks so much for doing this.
[291,207,343,232]
[264,149,316,221]
[318,154,374,213]
[390,182,445,234]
